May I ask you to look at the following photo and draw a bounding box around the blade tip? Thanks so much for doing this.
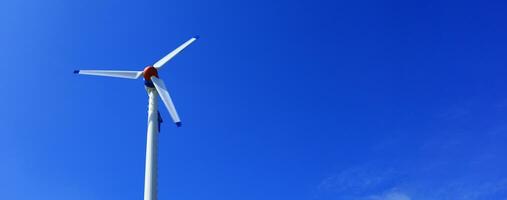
[176,122,182,127]
[194,35,200,39]
[73,70,80,74]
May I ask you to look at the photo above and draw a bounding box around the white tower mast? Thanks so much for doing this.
[144,88,160,200]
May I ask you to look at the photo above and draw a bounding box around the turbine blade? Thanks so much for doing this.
[153,35,199,70]
[74,70,143,79]
[151,77,182,127]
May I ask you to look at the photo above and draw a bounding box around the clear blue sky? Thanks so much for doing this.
[1,0,507,199]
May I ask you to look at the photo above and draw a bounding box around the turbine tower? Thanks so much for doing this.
[74,36,199,200]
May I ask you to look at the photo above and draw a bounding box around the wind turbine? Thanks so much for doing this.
[74,36,199,200]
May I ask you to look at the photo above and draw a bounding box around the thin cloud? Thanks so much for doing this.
[366,190,411,200]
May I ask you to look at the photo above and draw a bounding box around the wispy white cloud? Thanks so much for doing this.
[366,190,411,200]
[315,160,507,200]
[314,99,507,200]
[317,164,399,194]
[315,163,405,200]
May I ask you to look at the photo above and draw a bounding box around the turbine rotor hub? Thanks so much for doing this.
[143,66,159,80]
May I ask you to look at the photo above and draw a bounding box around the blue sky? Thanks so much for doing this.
[1,0,507,199]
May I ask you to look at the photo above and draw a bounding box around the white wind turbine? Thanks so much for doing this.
[74,36,199,200]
